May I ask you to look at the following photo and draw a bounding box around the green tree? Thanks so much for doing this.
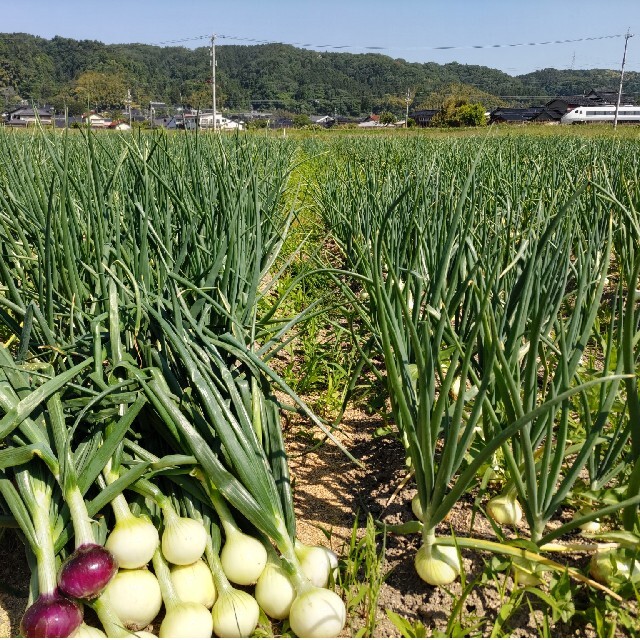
[74,71,126,110]
[431,97,486,127]
[451,102,486,126]
[292,114,311,127]
[418,82,505,111]
[379,111,396,125]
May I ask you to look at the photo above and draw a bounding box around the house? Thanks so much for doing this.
[198,111,243,130]
[335,115,357,126]
[176,110,244,130]
[546,89,635,114]
[545,95,598,113]
[586,89,633,105]
[150,116,177,129]
[409,109,439,127]
[82,112,111,128]
[358,114,381,128]
[4,106,53,126]
[270,116,294,129]
[239,111,273,121]
[127,108,147,123]
[529,108,563,123]
[53,115,82,128]
[310,115,335,128]
[489,107,562,124]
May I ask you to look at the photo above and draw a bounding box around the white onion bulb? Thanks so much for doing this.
[512,563,542,586]
[589,550,640,585]
[162,515,207,566]
[255,561,296,620]
[105,515,159,569]
[414,544,460,586]
[159,601,213,638]
[211,588,259,638]
[103,568,162,630]
[170,560,216,609]
[220,531,267,585]
[326,548,339,581]
[289,586,346,638]
[133,632,158,638]
[294,541,331,588]
[71,624,106,638]
[450,377,462,400]
[576,507,601,533]
[486,494,523,526]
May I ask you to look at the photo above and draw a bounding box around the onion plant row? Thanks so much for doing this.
[0,129,346,638]
[315,135,640,592]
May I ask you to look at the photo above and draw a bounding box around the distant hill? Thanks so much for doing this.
[0,33,637,116]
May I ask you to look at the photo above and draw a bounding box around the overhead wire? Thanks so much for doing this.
[150,31,625,52]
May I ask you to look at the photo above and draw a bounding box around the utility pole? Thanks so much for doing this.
[210,33,217,131]
[126,89,132,127]
[405,88,411,128]
[614,29,633,129]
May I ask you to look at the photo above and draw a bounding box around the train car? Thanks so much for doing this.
[561,105,640,124]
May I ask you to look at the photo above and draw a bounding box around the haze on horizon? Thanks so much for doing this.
[4,0,639,76]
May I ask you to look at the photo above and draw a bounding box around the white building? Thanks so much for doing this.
[198,112,244,130]
[82,112,112,128]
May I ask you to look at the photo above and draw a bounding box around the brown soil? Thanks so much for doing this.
[287,406,611,638]
[0,404,627,638]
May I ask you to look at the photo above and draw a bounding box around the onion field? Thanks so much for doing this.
[0,127,638,638]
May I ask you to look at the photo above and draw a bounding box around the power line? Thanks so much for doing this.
[150,31,625,53]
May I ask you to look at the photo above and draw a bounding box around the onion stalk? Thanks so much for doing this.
[14,470,84,638]
[48,391,117,600]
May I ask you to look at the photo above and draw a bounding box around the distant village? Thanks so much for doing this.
[1,88,634,130]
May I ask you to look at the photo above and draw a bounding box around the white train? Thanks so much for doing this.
[561,105,640,124]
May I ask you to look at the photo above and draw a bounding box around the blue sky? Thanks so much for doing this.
[5,0,640,76]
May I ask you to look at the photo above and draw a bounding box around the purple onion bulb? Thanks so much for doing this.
[58,544,118,600]
[20,590,83,638]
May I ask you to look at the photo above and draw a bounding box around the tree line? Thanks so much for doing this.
[1,33,637,117]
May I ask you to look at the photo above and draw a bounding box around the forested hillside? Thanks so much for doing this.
[1,33,637,116]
